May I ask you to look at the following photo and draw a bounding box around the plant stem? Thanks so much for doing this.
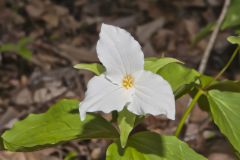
[175,41,239,138]
[205,46,240,88]
[175,90,203,137]
[214,46,239,80]
[198,0,231,74]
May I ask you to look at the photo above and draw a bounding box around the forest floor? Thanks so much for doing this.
[0,0,239,160]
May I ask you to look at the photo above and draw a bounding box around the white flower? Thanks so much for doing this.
[79,24,175,120]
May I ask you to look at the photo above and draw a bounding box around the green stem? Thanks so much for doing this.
[205,46,240,88]
[175,90,203,137]
[175,45,239,138]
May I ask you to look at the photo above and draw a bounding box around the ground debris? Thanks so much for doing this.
[0,0,239,159]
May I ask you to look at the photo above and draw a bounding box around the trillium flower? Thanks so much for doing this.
[79,24,175,120]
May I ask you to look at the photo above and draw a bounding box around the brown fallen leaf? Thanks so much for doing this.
[172,0,206,8]
[13,88,33,106]
[208,153,235,160]
[152,29,174,51]
[26,4,44,18]
[190,105,209,123]
[33,81,67,103]
[0,107,19,128]
[136,18,165,44]
[42,14,59,28]
[110,15,138,28]
[142,41,157,57]
[58,44,98,63]
[0,150,60,160]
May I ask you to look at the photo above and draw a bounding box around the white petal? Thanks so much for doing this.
[128,71,175,120]
[96,24,144,83]
[79,74,130,120]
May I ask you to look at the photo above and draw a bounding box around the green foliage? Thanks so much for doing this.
[208,80,240,92]
[193,75,213,111]
[117,108,136,148]
[208,90,240,153]
[1,99,118,151]
[145,58,200,99]
[106,131,207,160]
[74,57,181,75]
[74,63,105,75]
[0,44,16,52]
[144,57,182,73]
[0,37,32,60]
[193,0,240,45]
[0,138,4,151]
[192,76,240,111]
[74,58,199,99]
[64,151,78,160]
[222,0,240,30]
[18,47,32,60]
[2,50,240,159]
[158,63,200,98]
[235,29,240,35]
[227,36,240,45]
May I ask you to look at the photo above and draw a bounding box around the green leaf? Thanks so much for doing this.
[227,36,240,45]
[191,76,240,111]
[190,75,217,111]
[0,37,32,60]
[158,63,200,98]
[117,108,136,148]
[19,48,32,60]
[64,151,77,160]
[208,80,240,92]
[192,76,240,111]
[222,0,240,30]
[74,58,199,99]
[192,23,215,45]
[208,90,240,153]
[106,131,207,160]
[18,37,32,48]
[74,57,181,76]
[1,99,118,151]
[74,63,105,75]
[0,137,4,151]
[0,43,17,52]
[198,75,214,87]
[144,57,182,73]
[235,28,240,35]
[193,0,240,43]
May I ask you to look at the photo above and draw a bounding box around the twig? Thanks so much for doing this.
[198,0,231,74]
[176,0,231,137]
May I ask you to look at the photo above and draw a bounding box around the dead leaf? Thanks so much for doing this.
[33,81,67,103]
[58,44,98,63]
[42,14,59,28]
[142,41,157,56]
[208,153,235,160]
[13,88,33,105]
[91,148,101,160]
[137,18,165,43]
[54,5,69,16]
[0,107,18,128]
[110,15,137,28]
[26,4,44,18]
[173,0,206,8]
[190,105,208,123]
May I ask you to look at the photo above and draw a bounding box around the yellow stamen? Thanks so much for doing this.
[122,75,134,89]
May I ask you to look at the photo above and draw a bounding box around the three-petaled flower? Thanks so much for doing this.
[79,24,175,120]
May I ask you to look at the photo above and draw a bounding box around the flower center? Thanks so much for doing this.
[122,75,134,89]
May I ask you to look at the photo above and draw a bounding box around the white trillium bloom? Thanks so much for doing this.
[79,24,175,120]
